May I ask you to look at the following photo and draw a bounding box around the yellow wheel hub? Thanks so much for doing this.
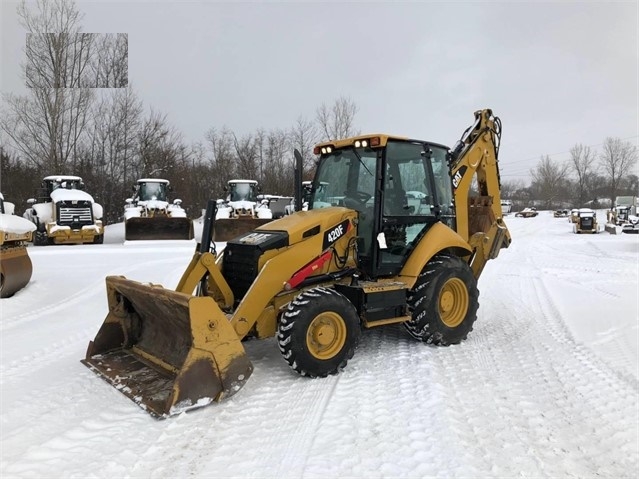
[438,278,469,328]
[306,312,347,360]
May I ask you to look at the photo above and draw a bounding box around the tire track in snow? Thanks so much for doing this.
[1,257,183,331]
[427,271,638,477]
[1,361,159,479]
[124,336,342,478]
[0,257,189,385]
[0,329,93,385]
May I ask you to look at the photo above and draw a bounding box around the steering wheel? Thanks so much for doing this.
[346,190,372,204]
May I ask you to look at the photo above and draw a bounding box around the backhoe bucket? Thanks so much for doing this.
[213,218,272,242]
[82,276,252,417]
[125,217,194,241]
[0,245,33,298]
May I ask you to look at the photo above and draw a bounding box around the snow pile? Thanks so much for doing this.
[0,213,37,234]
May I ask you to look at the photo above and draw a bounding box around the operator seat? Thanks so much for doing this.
[384,187,408,216]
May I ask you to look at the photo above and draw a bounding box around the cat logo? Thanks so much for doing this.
[452,166,467,189]
[322,219,350,250]
[239,232,273,245]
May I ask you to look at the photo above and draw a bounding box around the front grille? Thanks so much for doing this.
[57,201,94,229]
[223,243,261,303]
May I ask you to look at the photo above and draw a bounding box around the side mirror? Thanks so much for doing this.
[125,198,133,204]
[27,198,37,205]
[216,198,225,205]
[173,199,182,205]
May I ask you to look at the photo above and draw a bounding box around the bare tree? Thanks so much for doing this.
[137,109,185,179]
[530,155,571,209]
[569,143,598,206]
[90,33,128,88]
[289,115,318,179]
[19,0,93,88]
[205,127,236,197]
[261,128,291,194]
[499,179,526,200]
[315,97,359,141]
[1,87,93,172]
[1,0,95,173]
[599,137,638,204]
[232,132,259,181]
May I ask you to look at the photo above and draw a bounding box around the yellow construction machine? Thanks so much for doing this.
[82,109,511,417]
[0,193,36,298]
[212,180,274,241]
[124,179,194,241]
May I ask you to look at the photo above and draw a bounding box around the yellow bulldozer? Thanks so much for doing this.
[0,193,36,298]
[82,109,512,417]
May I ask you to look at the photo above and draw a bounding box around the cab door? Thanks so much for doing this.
[373,141,445,277]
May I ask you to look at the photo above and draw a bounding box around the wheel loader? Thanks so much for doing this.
[213,179,274,241]
[0,193,36,298]
[23,175,104,245]
[124,178,194,241]
[82,108,512,417]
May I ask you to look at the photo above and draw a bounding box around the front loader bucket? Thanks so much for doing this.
[125,217,194,241]
[0,245,33,298]
[82,276,252,417]
[213,218,273,242]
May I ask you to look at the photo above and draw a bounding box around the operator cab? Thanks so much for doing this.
[135,179,170,202]
[227,180,259,203]
[310,135,453,279]
[42,175,85,196]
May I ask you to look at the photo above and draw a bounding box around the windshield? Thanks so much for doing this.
[47,179,82,194]
[138,182,167,201]
[311,148,377,209]
[229,183,257,202]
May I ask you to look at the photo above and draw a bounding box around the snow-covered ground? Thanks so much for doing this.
[1,211,637,478]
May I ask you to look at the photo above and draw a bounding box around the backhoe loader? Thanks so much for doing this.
[82,109,511,417]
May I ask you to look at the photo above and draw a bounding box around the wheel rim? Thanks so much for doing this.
[438,278,469,328]
[306,312,347,360]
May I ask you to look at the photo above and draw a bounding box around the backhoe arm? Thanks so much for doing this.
[449,109,512,278]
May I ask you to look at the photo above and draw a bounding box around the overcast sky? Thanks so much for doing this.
[1,0,637,183]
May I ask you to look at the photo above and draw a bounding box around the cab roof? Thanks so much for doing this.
[314,133,448,151]
[43,175,83,182]
[137,178,170,183]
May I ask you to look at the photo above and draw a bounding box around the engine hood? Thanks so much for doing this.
[50,189,95,203]
[253,207,357,247]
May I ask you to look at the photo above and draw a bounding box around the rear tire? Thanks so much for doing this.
[405,254,479,345]
[93,234,104,244]
[277,287,361,377]
[33,230,49,246]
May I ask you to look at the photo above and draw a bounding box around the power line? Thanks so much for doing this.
[501,135,639,169]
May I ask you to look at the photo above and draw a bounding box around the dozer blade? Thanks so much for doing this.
[125,217,194,241]
[0,245,33,298]
[82,276,252,417]
[213,218,273,242]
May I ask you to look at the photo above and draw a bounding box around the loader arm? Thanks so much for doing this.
[449,109,511,278]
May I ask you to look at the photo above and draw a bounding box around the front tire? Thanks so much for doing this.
[277,287,361,377]
[405,254,479,345]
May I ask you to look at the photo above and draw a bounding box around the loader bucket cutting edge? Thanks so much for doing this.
[82,276,253,417]
[0,246,33,298]
[125,217,194,241]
